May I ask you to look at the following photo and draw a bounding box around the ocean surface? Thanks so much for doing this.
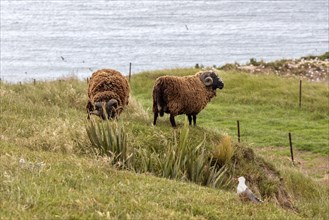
[1,0,328,82]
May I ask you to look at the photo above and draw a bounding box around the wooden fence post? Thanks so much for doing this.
[237,120,240,143]
[289,132,294,164]
[129,62,132,82]
[299,80,302,108]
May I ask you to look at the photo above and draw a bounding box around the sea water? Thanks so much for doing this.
[1,0,328,82]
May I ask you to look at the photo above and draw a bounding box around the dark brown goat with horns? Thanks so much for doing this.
[86,69,130,120]
[152,70,224,127]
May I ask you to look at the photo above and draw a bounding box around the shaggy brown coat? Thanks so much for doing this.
[153,70,224,127]
[87,69,130,115]
[153,71,217,117]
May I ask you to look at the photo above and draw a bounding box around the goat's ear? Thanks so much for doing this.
[86,101,93,119]
[90,102,103,116]
[86,101,94,111]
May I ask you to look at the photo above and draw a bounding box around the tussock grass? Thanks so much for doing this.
[212,134,234,165]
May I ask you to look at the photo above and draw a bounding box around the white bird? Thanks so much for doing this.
[19,158,26,165]
[237,176,263,203]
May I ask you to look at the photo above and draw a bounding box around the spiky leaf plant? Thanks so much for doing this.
[156,120,228,187]
[86,118,228,188]
[86,119,131,168]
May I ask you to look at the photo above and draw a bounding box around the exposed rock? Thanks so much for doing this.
[220,52,329,82]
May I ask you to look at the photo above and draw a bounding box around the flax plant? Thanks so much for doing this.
[157,120,227,187]
[86,119,131,168]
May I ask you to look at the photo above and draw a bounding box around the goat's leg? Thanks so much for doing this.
[187,114,192,125]
[193,115,197,126]
[170,114,176,127]
[153,110,158,125]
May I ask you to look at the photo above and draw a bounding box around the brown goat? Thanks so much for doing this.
[86,69,130,119]
[152,70,224,127]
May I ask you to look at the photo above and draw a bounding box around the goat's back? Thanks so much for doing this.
[88,69,129,106]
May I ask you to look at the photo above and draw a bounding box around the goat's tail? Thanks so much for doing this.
[153,83,165,118]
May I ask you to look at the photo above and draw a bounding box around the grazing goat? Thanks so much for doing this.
[86,69,129,119]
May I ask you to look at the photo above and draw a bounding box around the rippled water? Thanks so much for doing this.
[1,0,328,82]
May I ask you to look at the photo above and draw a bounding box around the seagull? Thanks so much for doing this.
[237,176,263,203]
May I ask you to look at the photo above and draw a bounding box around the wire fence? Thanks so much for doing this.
[2,63,327,157]
[164,107,329,157]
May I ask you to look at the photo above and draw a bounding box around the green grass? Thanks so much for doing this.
[0,142,302,219]
[0,69,328,219]
[130,68,329,154]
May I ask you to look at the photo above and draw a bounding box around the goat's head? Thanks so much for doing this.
[199,70,224,90]
[89,99,122,120]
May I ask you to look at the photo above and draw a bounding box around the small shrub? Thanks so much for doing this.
[218,63,237,70]
[212,134,234,165]
[249,58,265,67]
[302,51,329,61]
[194,63,204,69]
[265,59,287,70]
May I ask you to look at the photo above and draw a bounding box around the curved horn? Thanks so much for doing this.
[107,99,118,108]
[106,99,119,119]
[204,76,213,86]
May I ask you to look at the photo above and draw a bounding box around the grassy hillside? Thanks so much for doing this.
[1,142,304,220]
[0,68,328,219]
[131,68,329,154]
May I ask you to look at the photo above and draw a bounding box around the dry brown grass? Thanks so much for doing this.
[212,134,234,165]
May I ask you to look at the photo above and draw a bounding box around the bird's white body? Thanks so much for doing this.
[237,176,248,193]
[237,176,263,203]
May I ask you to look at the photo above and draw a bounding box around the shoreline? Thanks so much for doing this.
[1,52,328,84]
[219,52,329,82]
